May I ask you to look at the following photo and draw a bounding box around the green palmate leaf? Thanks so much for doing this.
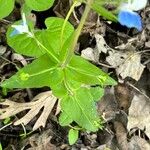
[7,23,45,57]
[7,17,74,59]
[59,111,73,126]
[51,81,68,98]
[7,24,58,59]
[90,86,104,101]
[45,17,74,54]
[25,0,54,11]
[0,0,15,19]
[60,87,101,131]
[52,76,81,98]
[92,3,117,22]
[59,33,73,61]
[68,129,79,145]
[67,55,117,86]
[0,55,60,89]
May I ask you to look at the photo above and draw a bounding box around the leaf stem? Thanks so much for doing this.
[68,125,83,130]
[60,1,78,49]
[63,0,94,67]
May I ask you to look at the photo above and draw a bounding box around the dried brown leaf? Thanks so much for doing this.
[129,136,150,150]
[127,94,150,138]
[114,121,128,150]
[0,45,6,55]
[23,129,56,150]
[106,51,145,81]
[81,34,111,63]
[0,91,60,130]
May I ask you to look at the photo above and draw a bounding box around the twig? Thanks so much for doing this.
[0,55,20,70]
[127,82,150,101]
[137,49,150,54]
[0,122,12,132]
[143,59,150,65]
[98,62,115,68]
[0,19,12,24]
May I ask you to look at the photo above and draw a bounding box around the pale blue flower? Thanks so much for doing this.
[118,0,147,31]
[10,13,33,37]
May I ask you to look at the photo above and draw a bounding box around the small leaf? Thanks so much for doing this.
[3,117,11,125]
[68,129,79,145]
[0,91,59,130]
[0,0,15,19]
[25,0,54,11]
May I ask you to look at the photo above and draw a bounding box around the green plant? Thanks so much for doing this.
[0,143,2,150]
[0,0,119,145]
[0,0,54,19]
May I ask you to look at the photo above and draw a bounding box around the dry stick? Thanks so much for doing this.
[127,82,150,101]
[0,55,19,70]
[137,49,150,54]
[98,62,115,68]
[0,19,12,24]
[143,59,150,65]
[0,122,12,132]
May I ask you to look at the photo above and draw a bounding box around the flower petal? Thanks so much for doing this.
[130,0,147,11]
[22,13,27,26]
[11,24,28,33]
[10,28,21,37]
[118,10,142,31]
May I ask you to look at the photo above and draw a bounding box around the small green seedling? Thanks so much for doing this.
[68,128,79,145]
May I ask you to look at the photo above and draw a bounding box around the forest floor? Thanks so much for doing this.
[0,1,150,150]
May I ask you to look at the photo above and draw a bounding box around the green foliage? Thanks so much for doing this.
[7,17,74,58]
[1,54,57,88]
[68,129,79,145]
[67,55,116,86]
[0,143,2,150]
[92,2,118,22]
[90,86,104,101]
[0,0,55,19]
[3,117,11,125]
[7,26,45,58]
[25,0,54,11]
[60,87,101,131]
[0,0,118,144]
[59,111,73,126]
[0,0,14,19]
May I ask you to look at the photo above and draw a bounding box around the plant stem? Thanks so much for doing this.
[60,1,78,49]
[63,0,93,67]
